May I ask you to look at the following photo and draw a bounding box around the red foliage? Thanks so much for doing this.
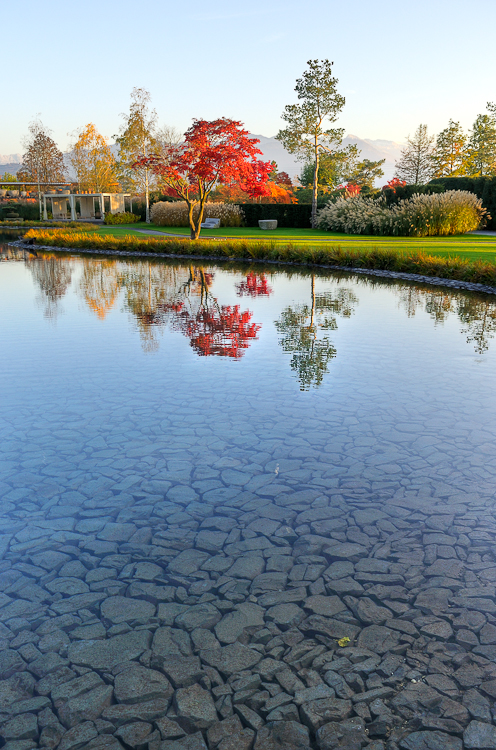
[134,118,272,203]
[174,304,260,358]
[235,273,273,298]
[337,183,361,196]
[274,171,292,187]
[212,180,295,204]
[382,177,406,193]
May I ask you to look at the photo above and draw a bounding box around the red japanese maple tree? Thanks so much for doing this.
[134,118,272,239]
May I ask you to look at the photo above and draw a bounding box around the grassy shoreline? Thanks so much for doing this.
[18,228,496,289]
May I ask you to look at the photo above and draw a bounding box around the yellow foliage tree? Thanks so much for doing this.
[70,123,120,192]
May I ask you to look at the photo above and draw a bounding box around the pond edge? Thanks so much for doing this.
[10,239,496,297]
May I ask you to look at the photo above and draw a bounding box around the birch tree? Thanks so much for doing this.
[115,88,159,223]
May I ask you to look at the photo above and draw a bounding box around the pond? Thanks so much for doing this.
[1,235,496,750]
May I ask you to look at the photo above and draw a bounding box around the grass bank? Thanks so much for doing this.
[22,227,496,287]
[96,224,496,263]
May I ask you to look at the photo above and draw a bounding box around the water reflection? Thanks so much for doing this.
[169,267,261,358]
[26,254,74,320]
[275,275,358,390]
[397,285,496,354]
[6,246,496,383]
[235,272,273,298]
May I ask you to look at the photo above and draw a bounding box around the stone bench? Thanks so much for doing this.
[259,219,278,230]
[201,218,220,229]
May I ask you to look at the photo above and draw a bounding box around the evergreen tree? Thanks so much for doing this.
[466,114,496,177]
[276,60,346,227]
[431,120,468,177]
[346,158,385,189]
[394,124,434,184]
[299,145,359,190]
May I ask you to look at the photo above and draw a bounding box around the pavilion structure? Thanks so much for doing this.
[42,192,132,221]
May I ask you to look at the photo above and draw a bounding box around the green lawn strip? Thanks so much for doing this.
[95,224,496,261]
[23,227,496,287]
[97,223,496,246]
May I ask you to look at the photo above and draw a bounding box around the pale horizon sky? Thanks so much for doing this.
[2,0,495,157]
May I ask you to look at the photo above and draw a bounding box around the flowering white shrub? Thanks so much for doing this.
[316,191,487,236]
[150,201,244,228]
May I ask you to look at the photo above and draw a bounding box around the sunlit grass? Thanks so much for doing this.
[23,227,496,286]
[94,223,496,263]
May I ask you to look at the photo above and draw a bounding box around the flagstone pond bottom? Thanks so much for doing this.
[2,241,496,750]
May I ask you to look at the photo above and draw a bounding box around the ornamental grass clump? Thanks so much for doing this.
[150,201,244,228]
[317,190,487,237]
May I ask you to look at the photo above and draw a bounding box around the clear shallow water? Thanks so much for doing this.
[2,238,496,749]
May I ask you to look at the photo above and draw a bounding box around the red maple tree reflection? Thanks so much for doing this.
[151,267,261,358]
[235,273,273,298]
[174,304,260,358]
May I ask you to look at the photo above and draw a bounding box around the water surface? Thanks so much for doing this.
[1,238,496,748]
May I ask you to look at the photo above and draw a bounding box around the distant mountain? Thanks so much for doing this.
[0,153,21,165]
[0,163,22,177]
[250,134,404,185]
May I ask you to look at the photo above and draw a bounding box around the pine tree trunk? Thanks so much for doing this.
[312,141,319,229]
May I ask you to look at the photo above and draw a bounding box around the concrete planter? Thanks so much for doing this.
[259,219,278,230]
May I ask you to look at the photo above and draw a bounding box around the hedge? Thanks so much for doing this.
[429,176,496,230]
[382,184,445,206]
[1,202,40,221]
[237,203,313,228]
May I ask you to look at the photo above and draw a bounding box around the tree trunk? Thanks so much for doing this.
[145,166,150,223]
[188,203,198,240]
[312,141,319,229]
[191,199,207,240]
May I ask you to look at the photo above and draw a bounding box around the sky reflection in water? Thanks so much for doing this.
[2,240,496,512]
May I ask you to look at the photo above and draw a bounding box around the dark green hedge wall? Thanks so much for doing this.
[429,177,496,229]
[1,202,40,220]
[237,203,313,228]
[382,184,445,206]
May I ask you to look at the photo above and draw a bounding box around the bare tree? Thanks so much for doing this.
[395,124,434,184]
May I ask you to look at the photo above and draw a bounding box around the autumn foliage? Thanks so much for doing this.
[382,177,407,193]
[235,273,273,297]
[172,304,260,358]
[134,118,272,238]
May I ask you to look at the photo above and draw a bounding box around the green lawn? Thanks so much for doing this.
[95,224,496,262]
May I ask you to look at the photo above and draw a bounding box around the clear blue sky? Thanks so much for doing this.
[2,0,495,155]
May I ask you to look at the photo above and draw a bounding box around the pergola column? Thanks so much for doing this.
[69,195,77,221]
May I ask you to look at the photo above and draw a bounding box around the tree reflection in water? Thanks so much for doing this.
[235,272,273,298]
[275,275,358,390]
[78,259,121,321]
[397,285,496,354]
[23,252,496,364]
[79,260,262,358]
[168,268,261,358]
[26,255,74,320]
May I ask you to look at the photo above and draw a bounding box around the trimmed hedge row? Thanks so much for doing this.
[382,184,445,206]
[237,203,313,228]
[429,177,496,230]
[1,202,40,221]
